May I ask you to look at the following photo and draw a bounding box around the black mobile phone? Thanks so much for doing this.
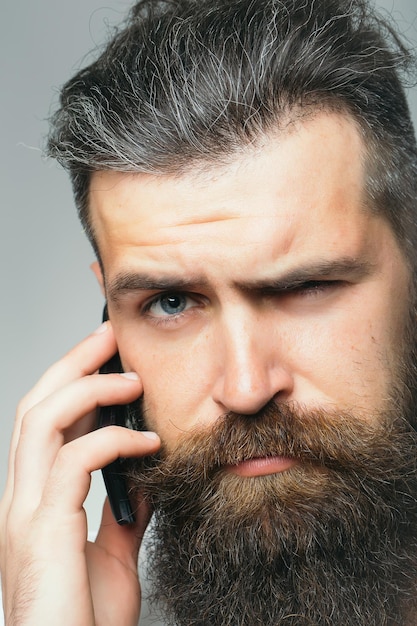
[98,306,136,525]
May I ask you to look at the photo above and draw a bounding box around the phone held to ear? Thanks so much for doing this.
[98,305,136,525]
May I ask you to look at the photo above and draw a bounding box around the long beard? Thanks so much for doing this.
[125,400,417,626]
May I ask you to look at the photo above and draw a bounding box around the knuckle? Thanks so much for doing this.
[16,394,33,421]
[54,442,75,468]
[18,404,42,437]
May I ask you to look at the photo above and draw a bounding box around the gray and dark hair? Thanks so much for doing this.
[48,0,417,264]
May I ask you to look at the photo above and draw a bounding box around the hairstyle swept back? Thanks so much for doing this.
[47,0,417,263]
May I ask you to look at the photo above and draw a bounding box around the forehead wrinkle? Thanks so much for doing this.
[102,213,248,249]
[171,212,243,227]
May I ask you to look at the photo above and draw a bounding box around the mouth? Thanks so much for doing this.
[224,456,299,477]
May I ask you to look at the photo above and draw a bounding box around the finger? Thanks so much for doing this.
[38,428,160,524]
[12,374,144,514]
[86,498,152,626]
[95,496,154,571]
[3,322,118,513]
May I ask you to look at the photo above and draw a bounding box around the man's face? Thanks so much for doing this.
[90,112,417,625]
[90,111,409,452]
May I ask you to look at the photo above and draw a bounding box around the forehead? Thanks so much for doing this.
[88,112,386,283]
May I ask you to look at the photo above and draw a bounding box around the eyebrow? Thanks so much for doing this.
[107,274,209,305]
[238,257,375,292]
[106,256,375,305]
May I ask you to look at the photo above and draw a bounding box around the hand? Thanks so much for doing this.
[0,322,160,625]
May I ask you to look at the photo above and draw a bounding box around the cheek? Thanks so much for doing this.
[124,335,216,440]
[287,306,400,411]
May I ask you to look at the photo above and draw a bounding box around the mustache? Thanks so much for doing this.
[127,400,417,489]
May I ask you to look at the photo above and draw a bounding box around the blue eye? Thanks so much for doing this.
[160,294,187,314]
[147,293,191,317]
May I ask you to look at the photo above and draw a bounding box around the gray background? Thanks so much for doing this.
[1,1,417,623]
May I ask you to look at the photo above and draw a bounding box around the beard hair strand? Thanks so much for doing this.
[122,402,417,625]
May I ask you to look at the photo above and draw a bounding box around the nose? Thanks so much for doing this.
[211,308,294,415]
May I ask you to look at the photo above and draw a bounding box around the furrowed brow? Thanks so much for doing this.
[106,257,374,305]
[235,257,375,292]
[107,272,208,305]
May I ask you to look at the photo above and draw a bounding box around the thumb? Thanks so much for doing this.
[95,496,153,569]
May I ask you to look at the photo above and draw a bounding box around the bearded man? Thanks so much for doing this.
[2,0,417,625]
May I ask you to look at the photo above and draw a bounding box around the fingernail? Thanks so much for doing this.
[120,372,139,380]
[94,321,109,334]
[141,431,160,440]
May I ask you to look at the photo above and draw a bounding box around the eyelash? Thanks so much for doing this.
[260,280,342,301]
[290,280,341,297]
[140,280,342,326]
[141,292,202,326]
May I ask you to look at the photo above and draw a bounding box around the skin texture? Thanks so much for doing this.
[91,113,409,451]
[0,112,411,625]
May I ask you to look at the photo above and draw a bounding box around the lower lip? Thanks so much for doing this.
[225,456,298,477]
